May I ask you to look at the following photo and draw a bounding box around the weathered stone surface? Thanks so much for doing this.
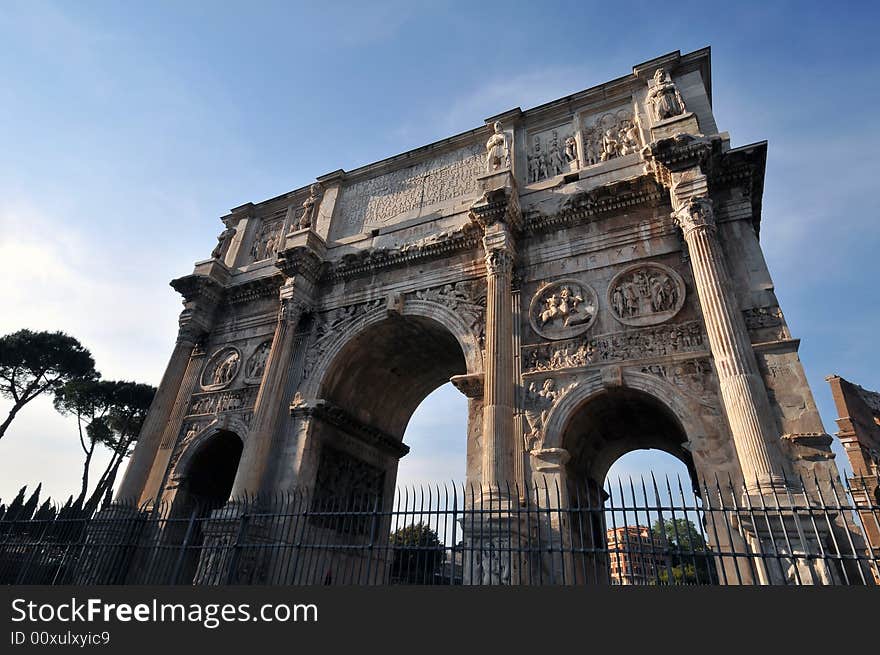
[115,48,847,582]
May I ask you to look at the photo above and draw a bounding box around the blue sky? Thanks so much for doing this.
[1,1,878,503]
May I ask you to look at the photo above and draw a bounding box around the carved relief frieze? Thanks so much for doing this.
[188,387,258,417]
[580,108,641,168]
[328,224,482,282]
[639,359,714,397]
[743,306,788,341]
[311,445,386,534]
[528,279,598,340]
[523,377,578,450]
[743,306,784,330]
[409,280,487,347]
[334,142,484,235]
[201,347,242,390]
[249,218,285,263]
[523,320,706,374]
[608,262,685,327]
[301,298,385,380]
[527,123,577,183]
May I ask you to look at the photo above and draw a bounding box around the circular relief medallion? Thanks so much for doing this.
[529,279,598,340]
[607,262,685,327]
[201,346,241,391]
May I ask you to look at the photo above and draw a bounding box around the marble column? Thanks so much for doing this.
[673,195,785,489]
[480,223,517,489]
[230,244,323,498]
[138,343,208,505]
[117,324,207,504]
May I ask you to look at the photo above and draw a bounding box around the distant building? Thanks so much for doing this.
[827,375,880,562]
[606,526,670,585]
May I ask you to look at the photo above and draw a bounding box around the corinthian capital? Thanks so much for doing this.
[673,196,716,236]
[279,297,309,324]
[482,225,516,277]
[485,248,515,277]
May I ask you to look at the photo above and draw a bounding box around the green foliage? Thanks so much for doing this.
[389,522,445,584]
[651,517,718,585]
[54,378,156,509]
[0,330,95,439]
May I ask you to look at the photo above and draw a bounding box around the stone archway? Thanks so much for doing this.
[296,303,482,504]
[155,427,244,583]
[533,371,732,585]
[172,428,244,515]
[535,370,720,490]
[556,386,696,492]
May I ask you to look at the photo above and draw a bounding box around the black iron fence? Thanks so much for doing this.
[1,474,878,586]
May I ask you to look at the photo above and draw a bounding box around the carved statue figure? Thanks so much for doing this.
[600,129,618,162]
[564,135,578,164]
[548,131,566,176]
[648,67,686,121]
[485,121,509,173]
[211,226,236,261]
[539,294,560,325]
[583,135,598,166]
[298,183,322,230]
[184,423,200,442]
[480,540,511,585]
[212,351,239,386]
[524,378,578,448]
[250,224,282,262]
[540,285,593,328]
[618,120,640,155]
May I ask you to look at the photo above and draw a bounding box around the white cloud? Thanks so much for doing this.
[0,200,180,501]
[0,201,180,384]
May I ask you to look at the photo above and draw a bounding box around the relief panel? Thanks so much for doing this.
[526,123,578,183]
[201,346,242,391]
[580,107,641,168]
[607,262,685,327]
[528,278,598,340]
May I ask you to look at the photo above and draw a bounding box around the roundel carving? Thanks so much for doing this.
[607,262,685,327]
[529,279,598,340]
[201,346,241,391]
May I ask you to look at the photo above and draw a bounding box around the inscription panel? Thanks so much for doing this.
[331,143,483,239]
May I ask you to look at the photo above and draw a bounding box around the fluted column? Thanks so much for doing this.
[230,240,324,498]
[138,343,208,505]
[481,225,517,487]
[230,290,306,497]
[673,196,785,489]
[116,332,198,503]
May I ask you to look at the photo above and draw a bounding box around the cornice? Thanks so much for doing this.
[291,400,410,459]
[225,273,285,305]
[169,274,225,306]
[709,141,767,237]
[523,175,666,236]
[324,224,482,282]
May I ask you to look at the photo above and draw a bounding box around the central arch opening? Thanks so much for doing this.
[320,314,468,440]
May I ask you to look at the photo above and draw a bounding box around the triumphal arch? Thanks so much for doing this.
[111,48,847,582]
